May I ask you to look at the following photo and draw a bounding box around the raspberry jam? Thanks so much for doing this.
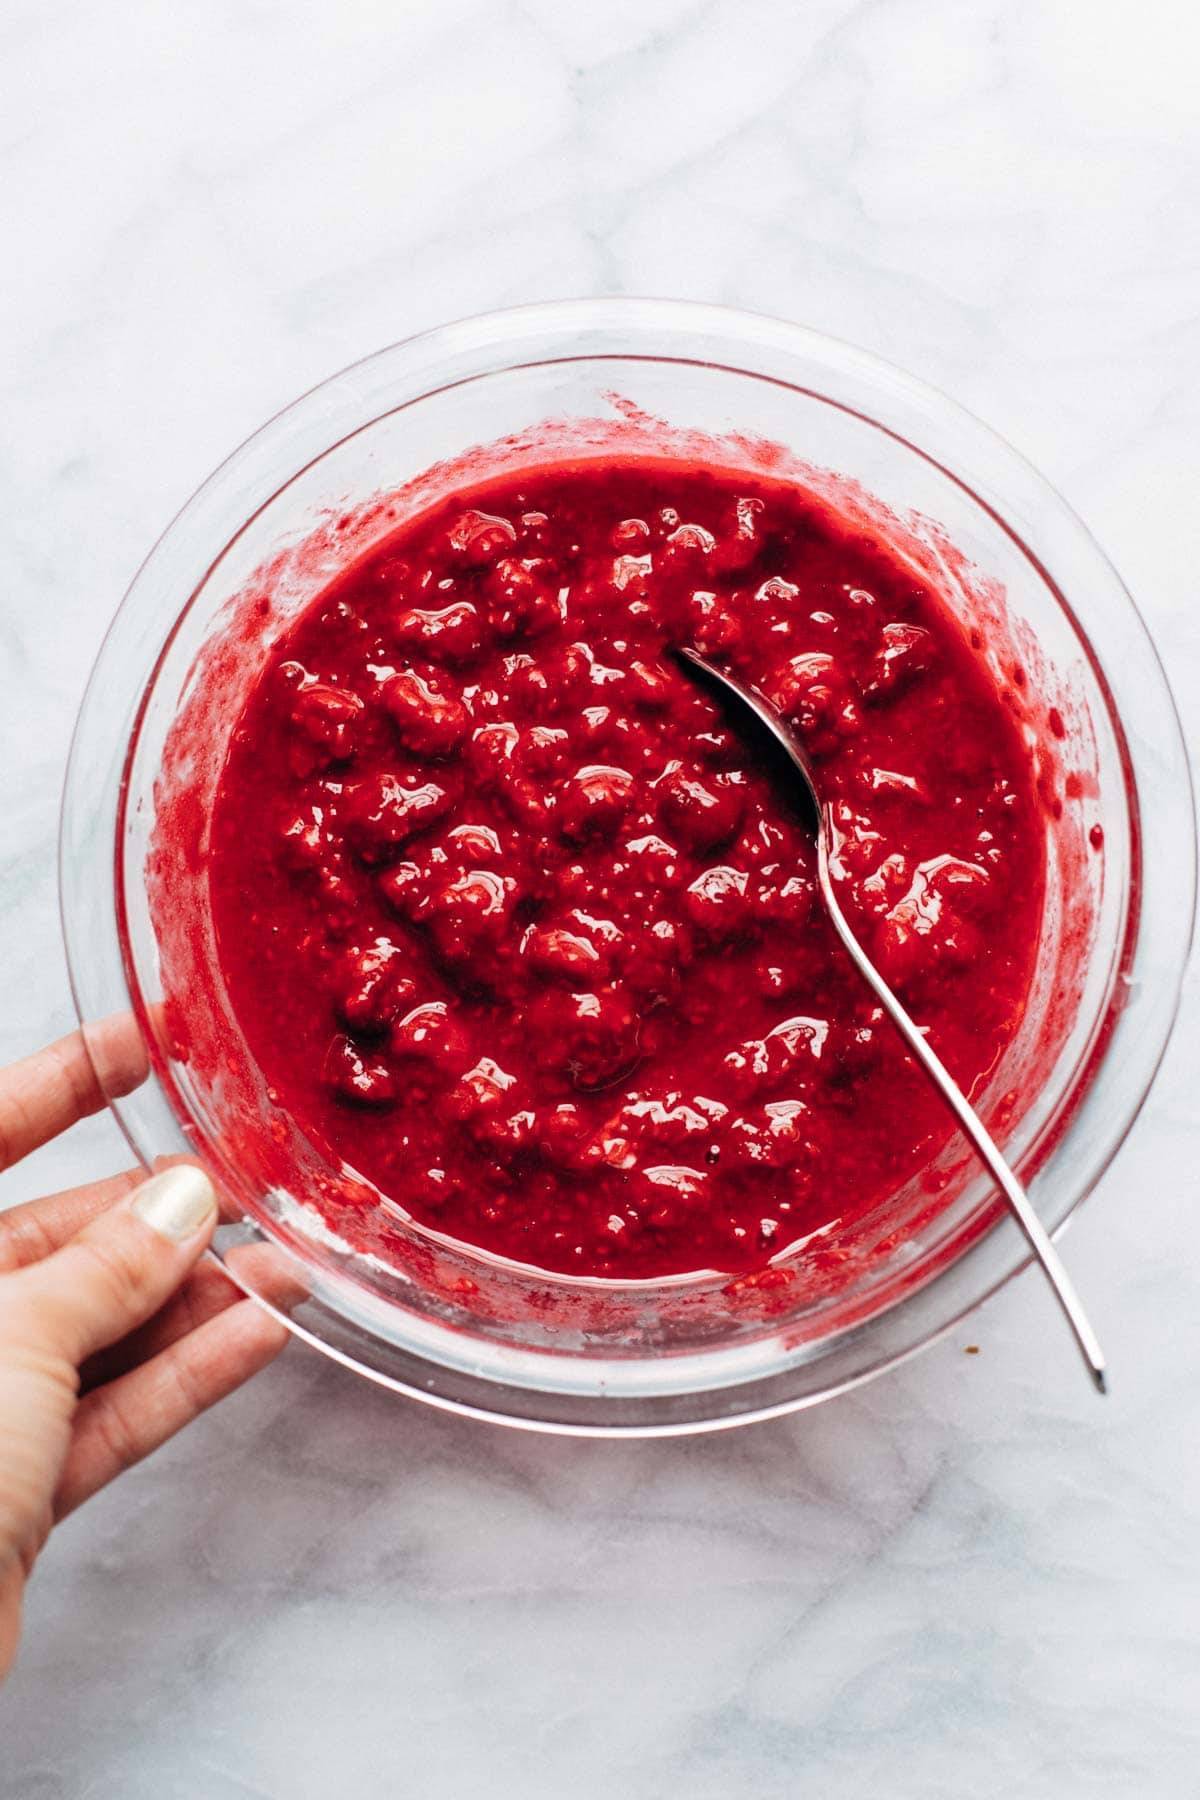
[208,462,1045,1279]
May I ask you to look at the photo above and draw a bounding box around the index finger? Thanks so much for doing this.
[0,1016,148,1173]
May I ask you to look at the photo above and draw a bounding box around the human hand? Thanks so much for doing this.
[0,1018,289,1681]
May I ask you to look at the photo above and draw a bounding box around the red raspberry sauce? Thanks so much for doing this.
[208,462,1045,1278]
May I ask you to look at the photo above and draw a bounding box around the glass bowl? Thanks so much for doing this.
[60,299,1195,1435]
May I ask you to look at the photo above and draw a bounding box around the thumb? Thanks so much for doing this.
[1,1166,218,1368]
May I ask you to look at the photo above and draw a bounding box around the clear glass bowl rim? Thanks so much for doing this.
[60,296,1196,1434]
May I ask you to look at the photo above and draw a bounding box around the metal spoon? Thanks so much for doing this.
[676,646,1107,1394]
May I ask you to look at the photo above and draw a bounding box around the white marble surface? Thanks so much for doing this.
[2,1,1198,1792]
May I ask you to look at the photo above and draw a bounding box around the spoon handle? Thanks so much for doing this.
[673,644,1107,1393]
[815,833,1107,1394]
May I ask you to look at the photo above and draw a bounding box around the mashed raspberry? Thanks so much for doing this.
[208,461,1045,1277]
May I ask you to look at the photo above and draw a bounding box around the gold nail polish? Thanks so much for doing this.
[130,1166,217,1243]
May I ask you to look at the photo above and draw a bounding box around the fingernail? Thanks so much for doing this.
[131,1166,217,1242]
